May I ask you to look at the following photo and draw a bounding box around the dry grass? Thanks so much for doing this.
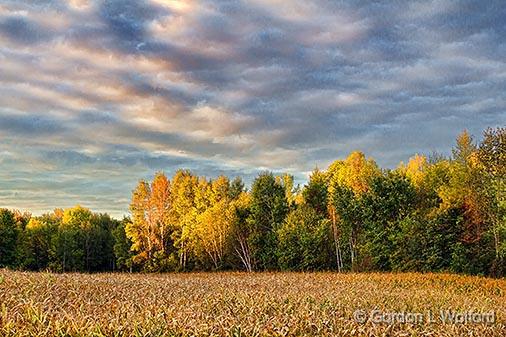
[0,269,504,336]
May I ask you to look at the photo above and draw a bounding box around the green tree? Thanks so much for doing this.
[229,177,245,200]
[435,131,493,274]
[391,211,463,273]
[113,217,135,272]
[277,205,333,270]
[0,209,18,267]
[327,152,380,270]
[276,173,300,208]
[231,192,253,271]
[21,215,58,270]
[361,172,416,270]
[88,213,117,271]
[477,127,506,275]
[53,207,87,272]
[302,168,328,218]
[247,172,288,270]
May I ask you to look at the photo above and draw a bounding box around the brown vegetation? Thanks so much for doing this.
[1,269,504,336]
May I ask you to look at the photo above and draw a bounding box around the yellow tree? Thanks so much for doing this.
[328,151,380,195]
[438,131,485,244]
[195,199,234,269]
[326,151,380,270]
[127,181,151,262]
[182,176,211,263]
[170,170,199,269]
[193,176,234,269]
[276,173,299,207]
[149,173,171,254]
[57,205,92,271]
[127,172,172,266]
[398,154,428,190]
[210,175,230,204]
[231,191,252,271]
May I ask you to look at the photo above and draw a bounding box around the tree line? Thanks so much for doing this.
[0,127,504,276]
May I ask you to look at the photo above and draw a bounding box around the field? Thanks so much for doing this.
[0,270,505,336]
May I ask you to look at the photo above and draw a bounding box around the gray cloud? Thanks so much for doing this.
[0,15,53,44]
[0,112,66,134]
[98,0,171,51]
[0,0,505,217]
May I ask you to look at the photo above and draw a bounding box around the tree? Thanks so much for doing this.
[443,133,485,234]
[229,177,245,200]
[0,209,18,267]
[452,129,476,164]
[430,131,496,275]
[328,183,360,270]
[51,206,91,272]
[327,151,380,196]
[391,211,463,273]
[247,172,288,270]
[88,213,117,271]
[149,172,172,254]
[302,168,328,218]
[398,154,428,190]
[477,127,506,275]
[327,151,380,270]
[195,200,233,269]
[276,173,300,208]
[361,172,416,270]
[277,205,333,270]
[188,176,233,269]
[231,192,253,271]
[21,215,58,270]
[170,170,199,270]
[127,172,173,271]
[127,180,151,264]
[113,218,134,272]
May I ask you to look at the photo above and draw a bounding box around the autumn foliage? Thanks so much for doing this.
[0,127,505,276]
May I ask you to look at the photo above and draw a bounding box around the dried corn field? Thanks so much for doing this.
[0,269,505,336]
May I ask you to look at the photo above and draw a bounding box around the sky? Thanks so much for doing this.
[0,0,505,218]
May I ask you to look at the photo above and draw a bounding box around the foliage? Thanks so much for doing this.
[302,168,328,217]
[0,209,18,267]
[360,172,417,270]
[277,205,334,270]
[247,172,288,270]
[112,218,134,271]
[0,126,504,276]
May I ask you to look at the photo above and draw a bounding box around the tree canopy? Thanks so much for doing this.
[1,127,504,277]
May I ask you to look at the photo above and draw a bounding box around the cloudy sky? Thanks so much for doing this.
[0,0,505,217]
